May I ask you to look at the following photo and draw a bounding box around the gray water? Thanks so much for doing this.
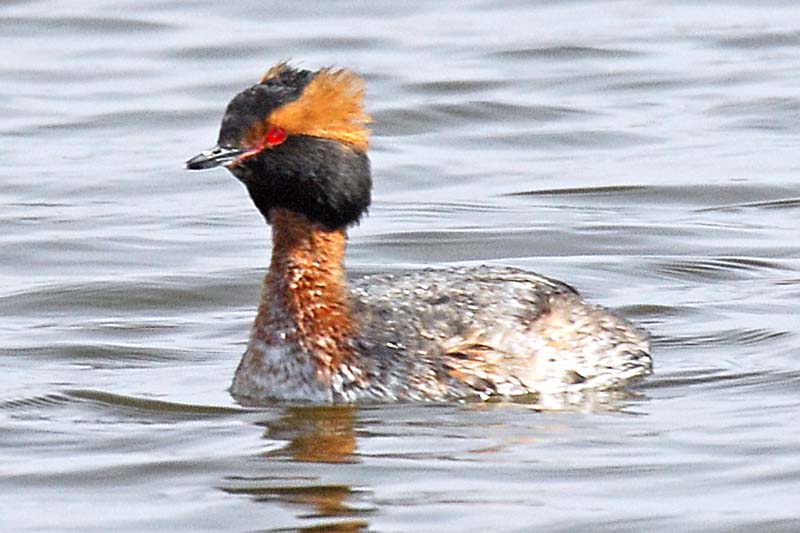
[2,0,800,531]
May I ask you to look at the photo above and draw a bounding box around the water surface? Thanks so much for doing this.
[2,0,800,530]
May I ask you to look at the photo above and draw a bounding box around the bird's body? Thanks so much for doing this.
[186,63,652,404]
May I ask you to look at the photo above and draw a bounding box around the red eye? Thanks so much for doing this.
[266,126,287,146]
[231,126,287,164]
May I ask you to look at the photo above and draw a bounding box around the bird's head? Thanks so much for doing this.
[186,63,372,230]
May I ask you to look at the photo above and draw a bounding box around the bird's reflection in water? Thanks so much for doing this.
[263,405,358,463]
[222,406,372,532]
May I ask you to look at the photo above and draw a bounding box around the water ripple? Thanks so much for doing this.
[0,15,171,35]
[489,45,644,61]
[64,389,244,416]
[508,184,800,210]
[653,257,791,281]
[374,102,589,136]
[715,30,800,49]
[657,328,792,348]
[708,97,800,133]
[0,275,256,315]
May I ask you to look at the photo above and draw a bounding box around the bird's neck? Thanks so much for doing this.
[251,208,355,376]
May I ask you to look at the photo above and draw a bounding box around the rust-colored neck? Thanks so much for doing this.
[252,208,354,375]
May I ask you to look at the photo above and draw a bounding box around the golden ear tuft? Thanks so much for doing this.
[259,62,290,84]
[268,67,372,152]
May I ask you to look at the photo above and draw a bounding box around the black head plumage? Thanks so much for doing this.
[187,64,372,230]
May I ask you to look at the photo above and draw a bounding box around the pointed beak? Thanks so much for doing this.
[185,145,245,170]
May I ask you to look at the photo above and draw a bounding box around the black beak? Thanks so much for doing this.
[185,145,244,170]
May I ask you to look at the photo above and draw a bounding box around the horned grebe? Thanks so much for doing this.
[186,63,652,403]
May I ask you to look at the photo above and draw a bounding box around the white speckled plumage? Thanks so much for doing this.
[231,266,651,403]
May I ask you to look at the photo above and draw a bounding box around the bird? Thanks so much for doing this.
[186,62,652,404]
